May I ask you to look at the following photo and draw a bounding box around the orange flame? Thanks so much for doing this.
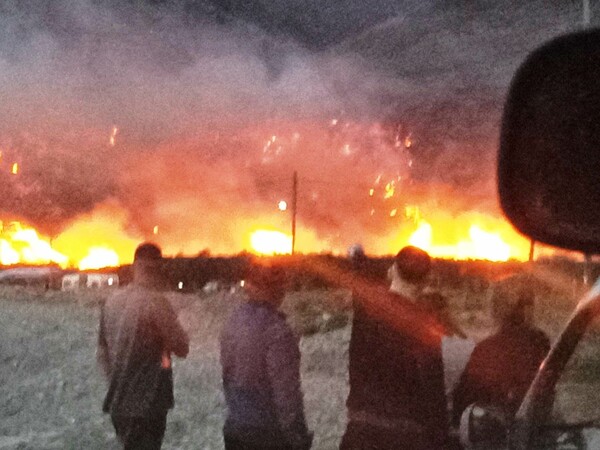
[79,247,119,270]
[406,211,527,262]
[0,221,68,267]
[250,230,292,255]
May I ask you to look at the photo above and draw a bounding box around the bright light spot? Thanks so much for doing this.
[384,182,395,199]
[467,226,511,261]
[407,220,513,262]
[0,240,20,265]
[408,222,433,249]
[342,144,352,155]
[109,126,118,146]
[278,200,288,211]
[1,224,68,267]
[178,281,184,290]
[153,225,159,235]
[390,209,397,217]
[108,278,114,286]
[11,163,18,175]
[250,230,292,255]
[330,119,338,126]
[369,188,374,197]
[79,247,119,270]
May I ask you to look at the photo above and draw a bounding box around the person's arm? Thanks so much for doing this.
[152,294,190,359]
[266,321,312,450]
[96,304,111,378]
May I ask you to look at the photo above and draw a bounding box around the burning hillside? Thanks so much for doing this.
[1,1,577,268]
[0,119,532,268]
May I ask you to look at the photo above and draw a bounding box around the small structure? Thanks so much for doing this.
[61,272,119,290]
[0,266,63,289]
[61,273,84,291]
[86,273,119,289]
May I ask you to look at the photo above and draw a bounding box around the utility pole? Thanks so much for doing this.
[529,239,535,262]
[291,171,297,255]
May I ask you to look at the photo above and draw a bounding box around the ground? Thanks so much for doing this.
[0,288,350,449]
[0,276,586,450]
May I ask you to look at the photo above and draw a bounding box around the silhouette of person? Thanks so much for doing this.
[97,242,189,450]
[452,278,550,427]
[341,246,449,450]
[220,263,312,450]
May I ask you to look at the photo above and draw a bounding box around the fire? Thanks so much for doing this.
[407,218,522,262]
[79,247,120,270]
[109,126,118,146]
[250,230,292,255]
[0,203,140,270]
[0,221,68,267]
[51,202,140,269]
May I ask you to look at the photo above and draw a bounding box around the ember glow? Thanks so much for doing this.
[79,247,120,271]
[0,221,67,267]
[0,1,560,265]
[250,230,293,255]
[404,210,529,262]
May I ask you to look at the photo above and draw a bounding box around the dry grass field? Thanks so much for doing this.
[0,262,590,449]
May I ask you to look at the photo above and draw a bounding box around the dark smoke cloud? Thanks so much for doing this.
[0,0,587,252]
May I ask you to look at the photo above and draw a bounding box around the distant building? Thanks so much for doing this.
[61,273,119,291]
[0,267,63,289]
[86,273,119,289]
[61,273,84,291]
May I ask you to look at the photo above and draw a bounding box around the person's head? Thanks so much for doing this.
[133,242,163,287]
[388,246,431,296]
[244,263,287,307]
[491,278,535,328]
[347,243,367,272]
[394,246,431,282]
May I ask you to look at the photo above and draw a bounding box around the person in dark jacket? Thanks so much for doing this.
[340,246,449,450]
[220,263,312,450]
[97,242,190,450]
[451,278,550,428]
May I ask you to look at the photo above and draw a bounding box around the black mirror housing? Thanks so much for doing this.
[499,29,600,254]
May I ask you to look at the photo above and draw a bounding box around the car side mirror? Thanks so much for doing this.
[459,403,509,449]
[498,29,600,254]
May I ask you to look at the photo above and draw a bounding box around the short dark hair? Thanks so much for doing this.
[134,242,162,262]
[394,246,431,283]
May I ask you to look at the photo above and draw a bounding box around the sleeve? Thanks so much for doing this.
[96,304,111,378]
[152,294,190,358]
[266,321,312,450]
